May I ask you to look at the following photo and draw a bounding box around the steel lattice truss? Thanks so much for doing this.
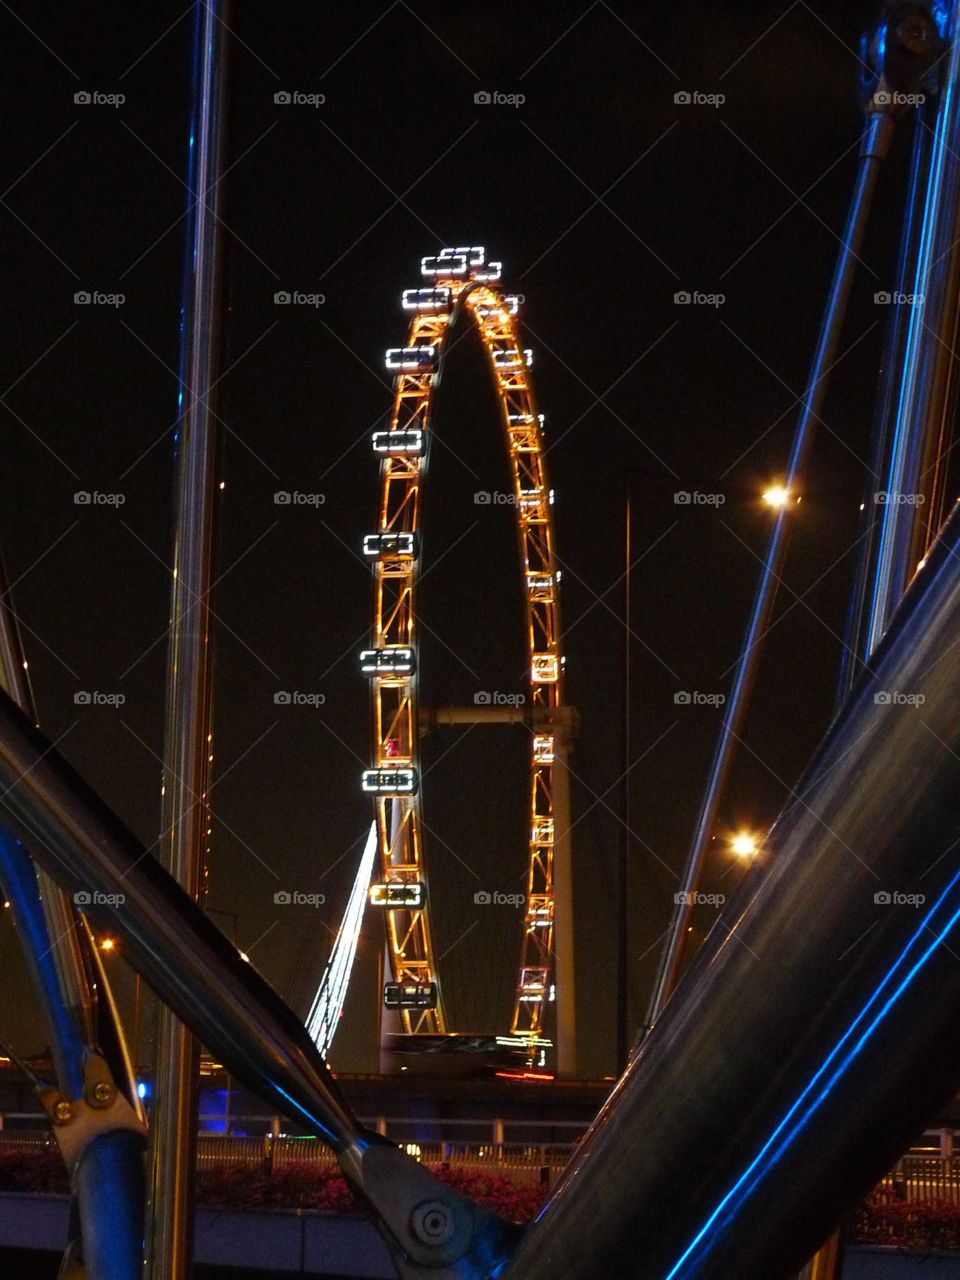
[362,247,564,1040]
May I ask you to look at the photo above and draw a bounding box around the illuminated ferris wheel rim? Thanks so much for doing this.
[363,245,565,1044]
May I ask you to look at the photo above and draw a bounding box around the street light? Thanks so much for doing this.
[762,485,790,508]
[730,832,760,859]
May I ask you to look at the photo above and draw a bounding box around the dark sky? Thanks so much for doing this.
[0,1,920,1080]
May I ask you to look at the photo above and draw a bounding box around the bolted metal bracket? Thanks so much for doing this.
[863,2,946,111]
[339,1135,521,1279]
[39,1053,147,1172]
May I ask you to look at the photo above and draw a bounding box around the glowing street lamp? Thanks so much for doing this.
[99,937,116,953]
[762,485,791,509]
[730,831,760,860]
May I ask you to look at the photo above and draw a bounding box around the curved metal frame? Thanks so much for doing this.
[366,249,563,1039]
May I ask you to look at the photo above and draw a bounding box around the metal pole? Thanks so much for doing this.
[616,494,631,1072]
[147,0,228,1274]
[552,706,577,1077]
[643,108,895,1037]
[839,108,930,695]
[0,555,145,1278]
[865,12,960,654]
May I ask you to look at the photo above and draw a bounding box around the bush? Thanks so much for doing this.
[850,1190,960,1250]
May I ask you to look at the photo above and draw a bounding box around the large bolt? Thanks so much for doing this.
[410,1199,456,1247]
[91,1082,113,1105]
[53,1101,72,1124]
[896,14,935,56]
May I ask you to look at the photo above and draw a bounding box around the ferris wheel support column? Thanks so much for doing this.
[550,705,579,1078]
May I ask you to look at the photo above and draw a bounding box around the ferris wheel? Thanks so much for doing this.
[361,247,575,1058]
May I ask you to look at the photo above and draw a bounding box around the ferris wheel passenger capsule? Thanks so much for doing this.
[439,245,485,265]
[371,429,423,455]
[401,287,451,313]
[362,531,417,559]
[362,766,418,795]
[421,253,469,279]
[385,345,438,372]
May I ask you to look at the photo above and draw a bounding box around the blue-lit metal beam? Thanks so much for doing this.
[864,1,960,656]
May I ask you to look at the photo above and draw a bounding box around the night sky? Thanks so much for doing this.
[0,1,922,1080]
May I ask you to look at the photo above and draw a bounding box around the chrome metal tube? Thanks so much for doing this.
[0,690,361,1155]
[502,500,960,1279]
[867,4,960,651]
[148,0,229,1272]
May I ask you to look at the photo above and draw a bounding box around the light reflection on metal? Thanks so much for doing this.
[306,823,377,1060]
[865,12,960,656]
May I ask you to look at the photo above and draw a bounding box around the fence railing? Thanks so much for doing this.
[7,1125,960,1202]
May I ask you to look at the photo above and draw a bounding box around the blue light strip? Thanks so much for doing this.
[664,863,960,1278]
